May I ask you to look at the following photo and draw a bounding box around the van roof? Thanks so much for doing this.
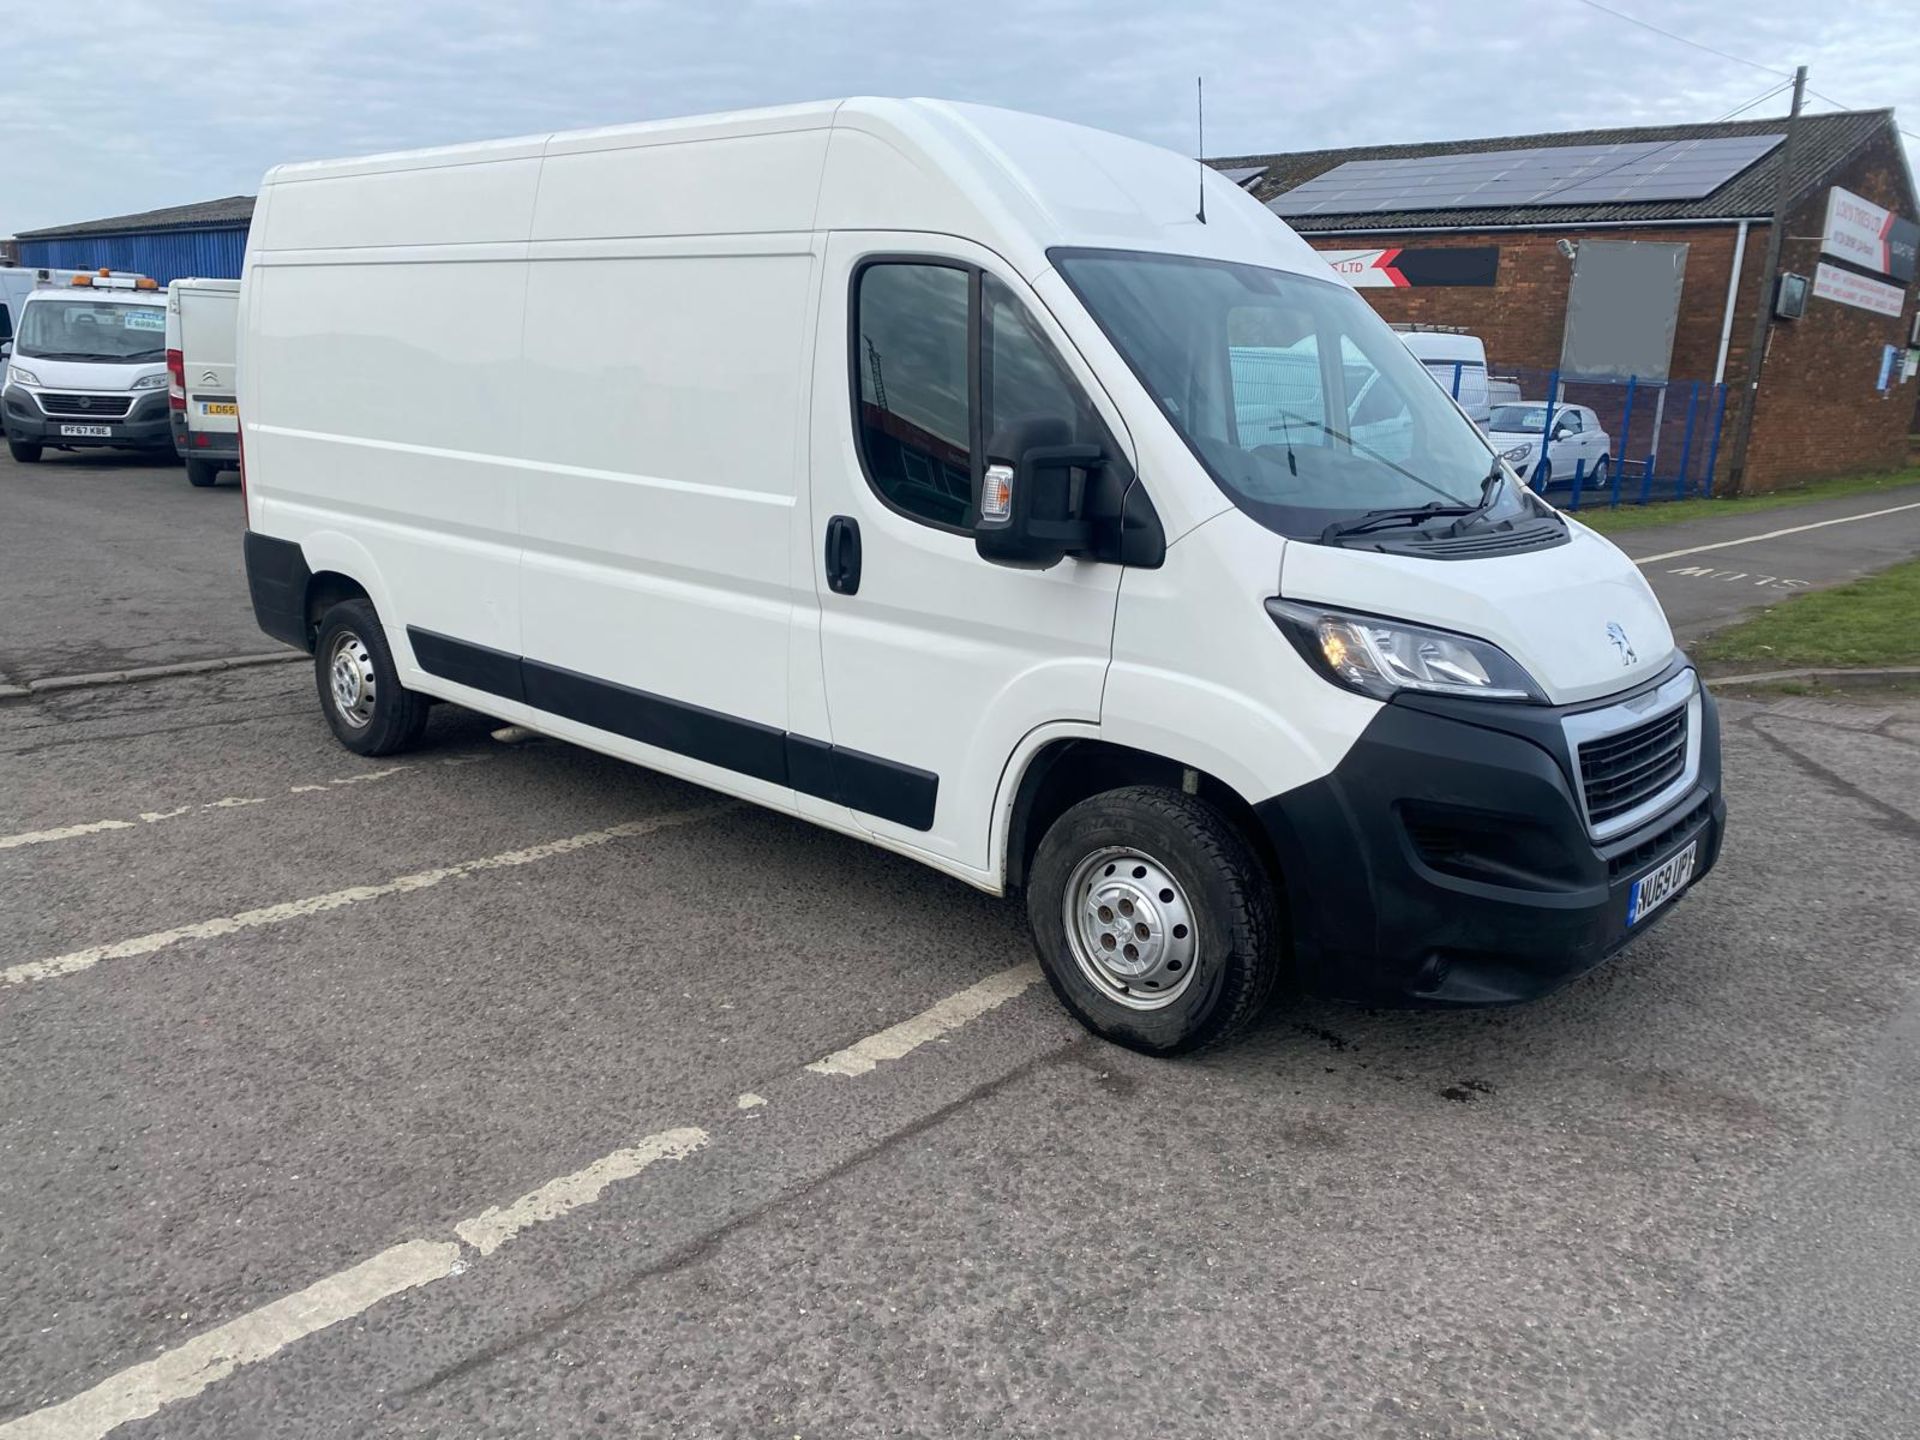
[20,286,164,307]
[256,98,1332,285]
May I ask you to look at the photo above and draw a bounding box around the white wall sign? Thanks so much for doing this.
[1811,262,1906,318]
[1821,187,1919,283]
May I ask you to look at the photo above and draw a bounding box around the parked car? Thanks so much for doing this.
[1395,328,1491,428]
[166,278,241,487]
[240,99,1722,1055]
[2,271,173,463]
[1488,402,1613,489]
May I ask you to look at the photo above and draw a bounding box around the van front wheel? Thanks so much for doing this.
[1027,786,1279,1055]
[314,599,431,756]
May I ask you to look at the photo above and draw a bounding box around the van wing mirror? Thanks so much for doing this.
[975,417,1099,569]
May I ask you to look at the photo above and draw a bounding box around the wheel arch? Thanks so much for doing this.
[997,734,1285,910]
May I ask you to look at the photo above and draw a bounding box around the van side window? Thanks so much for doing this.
[854,263,974,529]
[982,276,1104,452]
[0,302,10,342]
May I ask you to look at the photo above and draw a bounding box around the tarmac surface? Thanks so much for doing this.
[3,449,1919,1437]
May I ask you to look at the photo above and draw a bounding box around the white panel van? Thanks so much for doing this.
[239,100,1725,1054]
[1395,327,1492,427]
[166,277,241,487]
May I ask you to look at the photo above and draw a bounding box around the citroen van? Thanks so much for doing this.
[166,278,241,487]
[239,100,1725,1054]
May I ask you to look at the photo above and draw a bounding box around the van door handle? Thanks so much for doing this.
[824,515,861,595]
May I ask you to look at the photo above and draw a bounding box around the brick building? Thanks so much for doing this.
[1214,110,1918,492]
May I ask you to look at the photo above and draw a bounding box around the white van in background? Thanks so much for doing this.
[166,278,241,487]
[0,266,90,387]
[3,270,173,463]
[1394,326,1491,428]
[240,99,1724,1054]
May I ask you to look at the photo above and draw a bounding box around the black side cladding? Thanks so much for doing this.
[407,627,939,831]
[243,532,313,651]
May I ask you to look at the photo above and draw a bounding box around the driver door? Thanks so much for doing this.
[803,233,1132,873]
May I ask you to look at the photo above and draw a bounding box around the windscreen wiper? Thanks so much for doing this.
[1321,499,1476,543]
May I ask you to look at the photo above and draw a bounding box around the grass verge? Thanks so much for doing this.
[1572,465,1920,536]
[1694,557,1920,670]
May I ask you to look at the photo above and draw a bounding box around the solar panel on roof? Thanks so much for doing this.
[1267,134,1784,216]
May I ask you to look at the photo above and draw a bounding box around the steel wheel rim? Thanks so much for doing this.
[327,631,377,729]
[1062,846,1199,1011]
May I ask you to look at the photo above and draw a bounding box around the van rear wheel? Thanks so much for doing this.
[1027,786,1279,1055]
[186,459,220,487]
[314,598,431,756]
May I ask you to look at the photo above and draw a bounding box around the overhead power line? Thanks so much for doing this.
[1566,1,1916,142]
[1565,0,1793,79]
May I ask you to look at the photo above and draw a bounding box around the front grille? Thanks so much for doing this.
[1579,707,1688,828]
[39,393,133,418]
[1606,795,1712,881]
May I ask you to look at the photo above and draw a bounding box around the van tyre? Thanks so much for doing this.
[314,599,431,756]
[186,459,220,487]
[1027,786,1279,1055]
[8,438,42,463]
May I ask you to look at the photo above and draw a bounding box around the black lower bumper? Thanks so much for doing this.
[4,389,172,449]
[171,412,240,461]
[1256,662,1725,1006]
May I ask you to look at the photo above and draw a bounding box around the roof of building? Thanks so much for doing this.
[14,194,256,241]
[1211,109,1901,232]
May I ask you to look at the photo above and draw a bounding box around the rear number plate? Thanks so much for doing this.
[59,424,111,437]
[200,402,236,416]
[1628,841,1697,926]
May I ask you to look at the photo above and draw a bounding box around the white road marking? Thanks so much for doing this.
[0,1239,461,1440]
[0,820,136,851]
[806,962,1043,1077]
[2,959,1031,1436]
[735,1092,767,1110]
[1632,501,1920,565]
[3,767,419,853]
[1665,564,1807,590]
[454,1127,708,1256]
[0,804,734,989]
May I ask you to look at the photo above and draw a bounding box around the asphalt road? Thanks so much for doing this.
[3,455,1920,1437]
[1609,481,1920,643]
[0,449,249,687]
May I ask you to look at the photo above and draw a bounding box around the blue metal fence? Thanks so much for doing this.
[1488,366,1730,512]
[14,228,248,286]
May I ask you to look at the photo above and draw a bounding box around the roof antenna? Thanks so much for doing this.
[1195,76,1208,224]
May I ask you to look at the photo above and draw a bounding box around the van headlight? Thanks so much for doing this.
[1499,443,1533,463]
[132,374,168,390]
[1266,599,1545,703]
[7,365,41,387]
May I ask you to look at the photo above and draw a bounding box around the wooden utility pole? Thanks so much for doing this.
[1721,64,1807,495]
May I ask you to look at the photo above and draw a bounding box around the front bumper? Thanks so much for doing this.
[4,387,172,448]
[1255,658,1725,1006]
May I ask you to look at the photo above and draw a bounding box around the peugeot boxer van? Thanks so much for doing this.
[239,100,1725,1054]
[166,278,241,487]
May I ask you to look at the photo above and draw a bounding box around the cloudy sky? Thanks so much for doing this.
[3,0,1914,236]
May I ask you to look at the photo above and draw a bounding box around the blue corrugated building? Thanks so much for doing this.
[12,195,254,285]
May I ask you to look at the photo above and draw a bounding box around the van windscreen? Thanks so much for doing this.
[15,299,168,363]
[1052,249,1532,543]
